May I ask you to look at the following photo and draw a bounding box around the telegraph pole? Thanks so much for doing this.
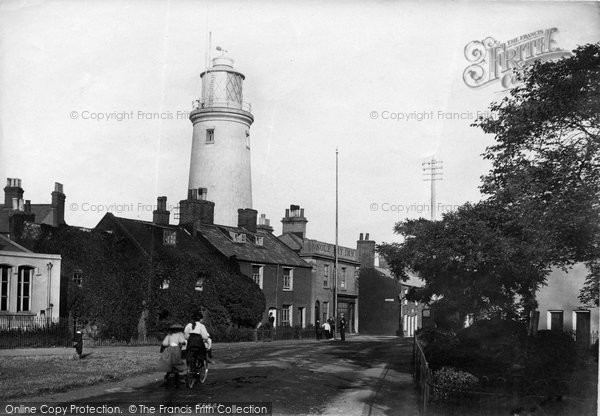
[334,148,339,330]
[422,157,443,221]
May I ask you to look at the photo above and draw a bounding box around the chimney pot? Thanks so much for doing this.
[365,233,370,240]
[359,233,364,241]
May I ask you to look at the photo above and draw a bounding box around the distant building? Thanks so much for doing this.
[278,205,360,333]
[535,263,599,347]
[0,178,64,324]
[0,178,66,238]
[357,233,425,337]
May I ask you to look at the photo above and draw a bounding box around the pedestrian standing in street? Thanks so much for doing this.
[268,311,275,341]
[328,316,335,340]
[322,320,331,340]
[315,319,321,340]
[339,313,347,342]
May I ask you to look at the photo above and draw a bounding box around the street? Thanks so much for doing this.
[43,336,419,416]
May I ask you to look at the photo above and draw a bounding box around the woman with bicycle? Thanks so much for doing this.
[183,312,212,387]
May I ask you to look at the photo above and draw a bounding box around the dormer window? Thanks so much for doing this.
[195,277,204,292]
[255,236,264,246]
[229,231,247,243]
[160,278,170,290]
[163,229,176,246]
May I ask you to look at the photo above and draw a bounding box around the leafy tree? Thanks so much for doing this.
[474,43,600,305]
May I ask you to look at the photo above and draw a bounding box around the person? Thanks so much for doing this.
[315,319,321,340]
[339,313,347,342]
[322,320,331,340]
[157,324,187,387]
[268,311,275,341]
[184,312,213,363]
[328,316,335,340]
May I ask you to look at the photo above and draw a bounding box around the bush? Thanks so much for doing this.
[416,327,460,371]
[432,367,479,400]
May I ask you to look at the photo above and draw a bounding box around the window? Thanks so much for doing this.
[163,230,176,246]
[160,278,170,290]
[323,264,329,288]
[255,236,264,246]
[323,301,329,323]
[245,130,250,149]
[17,266,33,312]
[281,305,291,326]
[206,128,214,143]
[0,266,9,311]
[73,269,83,287]
[251,265,263,289]
[340,267,346,289]
[229,231,247,243]
[283,268,293,290]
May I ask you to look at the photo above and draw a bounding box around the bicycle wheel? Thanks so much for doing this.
[199,360,208,384]
[186,355,197,389]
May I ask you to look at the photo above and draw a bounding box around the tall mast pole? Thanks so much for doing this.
[334,148,339,328]
[422,157,443,221]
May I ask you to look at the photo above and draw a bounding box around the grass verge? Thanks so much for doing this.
[0,350,158,399]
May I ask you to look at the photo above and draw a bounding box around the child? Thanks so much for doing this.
[184,313,213,362]
[157,324,187,387]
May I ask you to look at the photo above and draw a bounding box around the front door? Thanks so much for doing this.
[576,311,591,347]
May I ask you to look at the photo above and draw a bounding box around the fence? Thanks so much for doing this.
[413,336,598,416]
[0,320,319,349]
[0,316,73,349]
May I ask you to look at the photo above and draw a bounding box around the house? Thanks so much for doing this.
[357,233,425,336]
[535,263,599,347]
[1,178,66,238]
[278,205,360,333]
[0,234,61,324]
[180,197,313,328]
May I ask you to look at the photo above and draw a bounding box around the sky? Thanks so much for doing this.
[0,0,599,250]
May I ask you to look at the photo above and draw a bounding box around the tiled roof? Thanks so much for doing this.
[196,224,310,268]
[95,213,214,259]
[30,204,54,225]
[277,233,304,252]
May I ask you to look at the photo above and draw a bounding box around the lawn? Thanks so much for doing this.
[0,350,159,399]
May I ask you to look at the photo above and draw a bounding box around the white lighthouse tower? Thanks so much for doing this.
[188,51,254,227]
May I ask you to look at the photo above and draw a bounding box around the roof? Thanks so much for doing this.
[95,213,215,259]
[0,234,32,253]
[375,266,423,287]
[0,211,8,234]
[30,204,54,225]
[196,223,311,268]
[278,233,304,251]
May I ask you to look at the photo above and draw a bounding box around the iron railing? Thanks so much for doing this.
[192,99,252,113]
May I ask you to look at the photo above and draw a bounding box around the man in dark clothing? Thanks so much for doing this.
[339,313,347,341]
[328,317,335,340]
[315,319,321,340]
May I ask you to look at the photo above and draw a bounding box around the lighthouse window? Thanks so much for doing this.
[206,129,215,143]
[246,130,250,149]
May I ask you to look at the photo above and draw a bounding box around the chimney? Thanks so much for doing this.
[281,204,308,239]
[4,178,24,208]
[238,208,258,233]
[153,196,170,225]
[356,232,376,269]
[9,208,35,240]
[257,213,274,233]
[24,200,31,213]
[51,182,66,226]
[179,188,215,226]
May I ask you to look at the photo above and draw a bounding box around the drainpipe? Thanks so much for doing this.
[46,262,53,319]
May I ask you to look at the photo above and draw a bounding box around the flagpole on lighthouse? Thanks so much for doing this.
[334,147,339,335]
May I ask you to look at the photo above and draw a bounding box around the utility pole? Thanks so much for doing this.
[334,148,339,330]
[422,157,443,221]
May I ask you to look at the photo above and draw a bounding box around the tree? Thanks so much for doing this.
[474,43,600,304]
[378,202,548,328]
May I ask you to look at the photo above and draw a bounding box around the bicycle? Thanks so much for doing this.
[185,348,208,388]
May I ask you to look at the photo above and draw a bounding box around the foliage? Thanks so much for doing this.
[432,367,479,400]
[473,43,600,307]
[380,44,600,321]
[525,330,578,382]
[378,202,545,325]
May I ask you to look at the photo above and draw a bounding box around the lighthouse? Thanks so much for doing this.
[187,52,254,227]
